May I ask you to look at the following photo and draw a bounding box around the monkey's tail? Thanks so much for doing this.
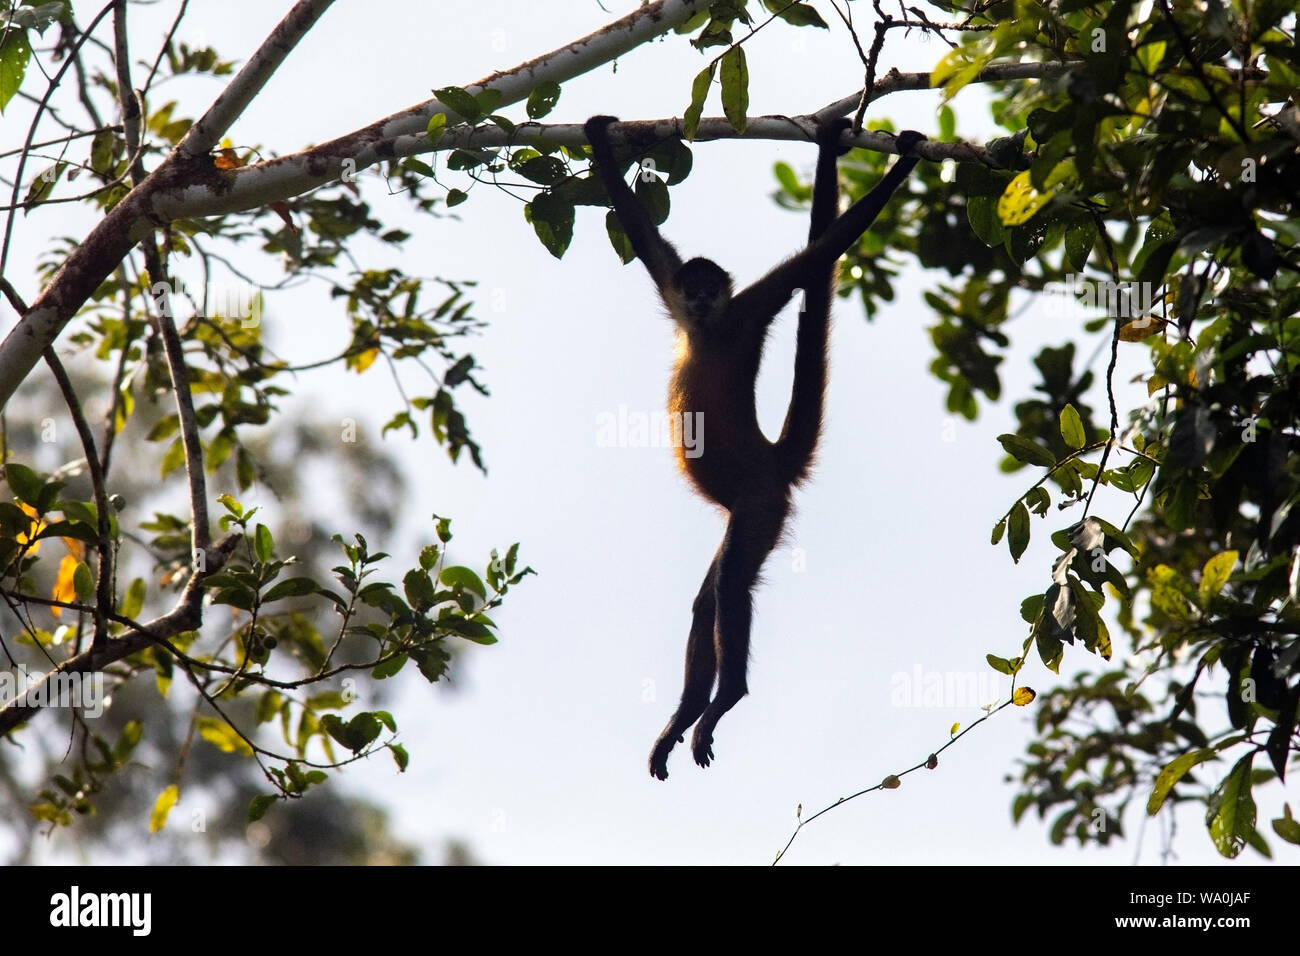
[774,286,830,486]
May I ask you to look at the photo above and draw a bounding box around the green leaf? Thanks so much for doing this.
[1198,550,1237,604]
[403,568,436,611]
[516,156,568,185]
[262,577,317,603]
[145,415,180,442]
[990,518,1006,545]
[253,523,273,564]
[160,438,186,477]
[998,434,1056,467]
[440,615,497,644]
[1007,501,1030,563]
[474,88,502,115]
[986,654,1014,675]
[1148,748,1216,814]
[433,85,480,122]
[389,743,410,771]
[1059,404,1085,450]
[768,1,829,27]
[113,720,144,763]
[1272,813,1300,845]
[719,46,749,132]
[966,195,1007,246]
[525,81,561,119]
[4,462,43,506]
[248,793,276,822]
[525,190,575,258]
[402,157,434,178]
[72,561,94,602]
[938,104,955,142]
[440,565,487,599]
[1207,754,1257,858]
[372,655,406,679]
[1064,217,1096,271]
[683,64,716,141]
[0,28,33,114]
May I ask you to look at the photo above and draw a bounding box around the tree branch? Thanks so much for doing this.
[0,533,239,736]
[0,0,709,411]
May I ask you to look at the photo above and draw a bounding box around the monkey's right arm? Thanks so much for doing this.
[584,116,683,290]
[804,130,926,272]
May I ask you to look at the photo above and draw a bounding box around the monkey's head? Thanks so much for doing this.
[674,257,733,325]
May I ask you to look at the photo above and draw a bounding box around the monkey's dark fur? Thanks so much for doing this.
[585,115,925,779]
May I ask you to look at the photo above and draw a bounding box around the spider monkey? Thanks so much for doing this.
[584,114,925,779]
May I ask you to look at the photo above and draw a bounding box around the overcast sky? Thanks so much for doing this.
[9,0,1263,866]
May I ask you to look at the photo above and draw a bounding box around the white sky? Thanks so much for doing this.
[9,0,1272,865]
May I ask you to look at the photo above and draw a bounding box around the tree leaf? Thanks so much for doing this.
[1059,403,1085,450]
[720,47,749,132]
[1148,748,1217,814]
[1008,501,1031,563]
[1206,754,1257,858]
[1198,550,1237,604]
[683,64,715,141]
[248,793,276,822]
[998,434,1056,467]
[525,81,561,120]
[197,716,253,756]
[150,784,179,833]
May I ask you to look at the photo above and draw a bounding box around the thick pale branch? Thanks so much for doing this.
[0,0,709,411]
[0,0,339,411]
[179,0,338,158]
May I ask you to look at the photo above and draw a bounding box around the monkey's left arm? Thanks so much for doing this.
[731,131,926,317]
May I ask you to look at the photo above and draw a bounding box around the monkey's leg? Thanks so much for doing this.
[649,556,719,780]
[692,487,790,768]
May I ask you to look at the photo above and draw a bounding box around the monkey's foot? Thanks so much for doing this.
[691,724,715,769]
[648,731,683,781]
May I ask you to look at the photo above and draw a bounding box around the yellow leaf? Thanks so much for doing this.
[950,722,960,736]
[1119,317,1167,341]
[1199,550,1238,603]
[213,146,245,170]
[1147,373,1168,395]
[150,784,179,833]
[998,171,1051,226]
[350,348,379,374]
[197,716,254,755]
[15,502,43,552]
[1013,686,1037,706]
[51,554,79,617]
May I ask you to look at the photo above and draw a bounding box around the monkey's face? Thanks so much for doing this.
[675,257,732,326]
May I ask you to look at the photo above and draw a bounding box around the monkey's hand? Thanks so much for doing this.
[649,731,682,781]
[691,723,715,769]
[584,115,620,149]
[895,130,927,156]
[814,116,854,155]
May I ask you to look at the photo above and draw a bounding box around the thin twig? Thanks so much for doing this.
[773,699,1018,864]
